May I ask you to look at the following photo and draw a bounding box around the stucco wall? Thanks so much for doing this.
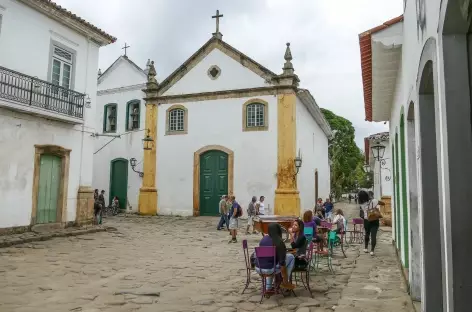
[157,95,278,216]
[92,88,145,211]
[295,97,330,214]
[0,0,102,228]
[163,49,270,96]
[0,109,87,228]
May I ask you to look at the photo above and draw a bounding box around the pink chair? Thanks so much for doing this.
[254,246,279,303]
[351,218,365,244]
[242,240,252,294]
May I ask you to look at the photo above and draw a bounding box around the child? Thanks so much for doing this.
[332,209,346,234]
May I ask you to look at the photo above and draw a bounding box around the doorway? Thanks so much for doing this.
[36,154,62,223]
[109,158,128,210]
[199,150,228,216]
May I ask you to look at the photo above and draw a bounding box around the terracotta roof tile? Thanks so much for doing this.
[359,15,403,122]
[36,0,116,43]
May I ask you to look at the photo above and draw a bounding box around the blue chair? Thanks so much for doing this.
[303,227,314,242]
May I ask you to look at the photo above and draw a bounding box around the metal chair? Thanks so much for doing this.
[291,241,314,297]
[241,239,252,294]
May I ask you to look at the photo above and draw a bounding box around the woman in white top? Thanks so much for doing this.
[256,196,265,215]
[358,190,384,256]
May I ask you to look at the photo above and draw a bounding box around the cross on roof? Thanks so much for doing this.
[122,42,130,56]
[212,10,223,34]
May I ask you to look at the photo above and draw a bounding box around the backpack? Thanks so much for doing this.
[235,203,242,218]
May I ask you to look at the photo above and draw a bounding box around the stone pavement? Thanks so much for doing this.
[0,203,414,312]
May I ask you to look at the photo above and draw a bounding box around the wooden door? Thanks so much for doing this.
[315,170,319,201]
[36,154,62,224]
[109,158,128,210]
[199,150,228,216]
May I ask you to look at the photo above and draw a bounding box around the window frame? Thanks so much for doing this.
[165,104,188,135]
[125,99,141,131]
[47,40,76,91]
[242,98,269,132]
[103,103,118,133]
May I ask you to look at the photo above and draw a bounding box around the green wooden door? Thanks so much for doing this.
[36,154,62,224]
[110,158,128,210]
[199,150,228,216]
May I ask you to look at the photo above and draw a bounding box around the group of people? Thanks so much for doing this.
[251,189,383,293]
[93,189,120,225]
[217,195,266,243]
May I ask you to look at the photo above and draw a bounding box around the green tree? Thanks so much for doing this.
[321,108,372,199]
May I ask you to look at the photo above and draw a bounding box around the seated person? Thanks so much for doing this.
[289,219,307,255]
[302,210,322,244]
[255,223,296,290]
[332,209,346,234]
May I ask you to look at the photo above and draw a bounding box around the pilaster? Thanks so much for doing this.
[76,186,94,225]
[274,91,300,216]
[138,61,158,215]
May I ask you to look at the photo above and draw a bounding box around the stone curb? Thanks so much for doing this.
[0,227,112,249]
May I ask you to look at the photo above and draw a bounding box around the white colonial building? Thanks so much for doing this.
[93,26,332,217]
[0,0,115,231]
[359,1,472,311]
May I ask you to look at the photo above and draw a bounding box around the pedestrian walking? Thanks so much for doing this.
[358,190,383,256]
[246,196,258,234]
[217,195,229,230]
[228,196,242,243]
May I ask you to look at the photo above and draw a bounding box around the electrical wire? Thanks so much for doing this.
[93,128,146,155]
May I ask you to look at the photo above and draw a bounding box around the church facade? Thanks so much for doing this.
[359,1,472,311]
[94,31,332,217]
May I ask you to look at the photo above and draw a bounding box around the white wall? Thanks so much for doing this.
[163,48,270,96]
[0,109,88,228]
[93,88,146,211]
[0,0,103,228]
[372,140,393,199]
[157,95,278,216]
[295,97,330,215]
[98,57,146,91]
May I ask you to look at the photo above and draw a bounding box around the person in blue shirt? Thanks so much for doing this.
[323,198,334,221]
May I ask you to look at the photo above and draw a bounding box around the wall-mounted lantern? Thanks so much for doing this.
[129,157,144,177]
[371,141,386,161]
[85,95,92,108]
[363,164,371,173]
[142,129,153,150]
[294,149,303,176]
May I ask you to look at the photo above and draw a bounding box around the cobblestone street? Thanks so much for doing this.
[0,203,414,312]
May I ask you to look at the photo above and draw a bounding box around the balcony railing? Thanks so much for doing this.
[0,66,84,119]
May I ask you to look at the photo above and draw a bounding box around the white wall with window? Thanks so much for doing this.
[0,0,114,229]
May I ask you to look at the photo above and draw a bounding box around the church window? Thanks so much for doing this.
[103,103,117,133]
[166,104,188,135]
[243,99,268,132]
[126,100,140,131]
[207,65,221,80]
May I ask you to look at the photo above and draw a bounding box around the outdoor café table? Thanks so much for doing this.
[254,215,298,242]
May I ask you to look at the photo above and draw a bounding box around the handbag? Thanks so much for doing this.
[367,200,382,221]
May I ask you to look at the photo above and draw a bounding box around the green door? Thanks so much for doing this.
[110,158,128,210]
[36,154,62,224]
[199,150,228,216]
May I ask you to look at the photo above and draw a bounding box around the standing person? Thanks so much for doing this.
[256,196,265,215]
[94,189,99,202]
[332,209,346,234]
[323,198,334,221]
[348,194,352,204]
[358,190,382,256]
[228,196,242,243]
[246,196,258,234]
[97,190,106,224]
[217,195,229,231]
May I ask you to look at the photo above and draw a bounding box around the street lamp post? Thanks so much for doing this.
[369,141,391,197]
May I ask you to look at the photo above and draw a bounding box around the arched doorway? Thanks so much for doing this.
[440,1,472,310]
[417,40,444,311]
[109,158,128,210]
[193,145,234,216]
[407,101,421,302]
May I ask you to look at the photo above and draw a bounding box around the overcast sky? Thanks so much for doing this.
[56,0,402,149]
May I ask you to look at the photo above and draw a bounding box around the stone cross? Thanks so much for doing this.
[212,10,223,34]
[122,42,130,57]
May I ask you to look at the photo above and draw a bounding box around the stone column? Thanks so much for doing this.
[138,61,158,215]
[274,43,301,216]
[76,186,94,225]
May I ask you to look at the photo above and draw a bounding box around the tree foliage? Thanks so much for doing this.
[321,108,373,199]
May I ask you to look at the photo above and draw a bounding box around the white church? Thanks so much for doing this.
[93,13,332,217]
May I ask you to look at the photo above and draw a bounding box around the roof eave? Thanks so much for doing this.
[359,15,403,122]
[297,89,333,138]
[19,0,116,45]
